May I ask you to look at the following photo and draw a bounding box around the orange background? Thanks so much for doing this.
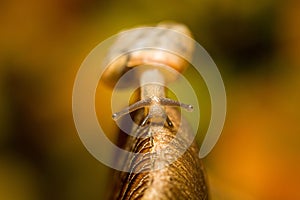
[0,0,300,199]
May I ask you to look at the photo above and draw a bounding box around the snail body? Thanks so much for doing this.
[104,22,209,200]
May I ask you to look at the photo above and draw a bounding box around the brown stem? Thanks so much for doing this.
[107,107,209,200]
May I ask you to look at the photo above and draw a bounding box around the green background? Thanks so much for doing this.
[1,0,300,199]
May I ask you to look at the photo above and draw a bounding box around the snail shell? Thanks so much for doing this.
[102,22,194,87]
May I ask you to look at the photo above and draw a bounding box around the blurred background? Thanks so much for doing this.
[1,0,300,199]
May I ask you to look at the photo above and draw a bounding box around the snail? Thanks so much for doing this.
[104,22,209,200]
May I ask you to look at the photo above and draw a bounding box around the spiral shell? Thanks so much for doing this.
[101,22,194,87]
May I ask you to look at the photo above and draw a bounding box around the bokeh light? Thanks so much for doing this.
[1,0,299,199]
